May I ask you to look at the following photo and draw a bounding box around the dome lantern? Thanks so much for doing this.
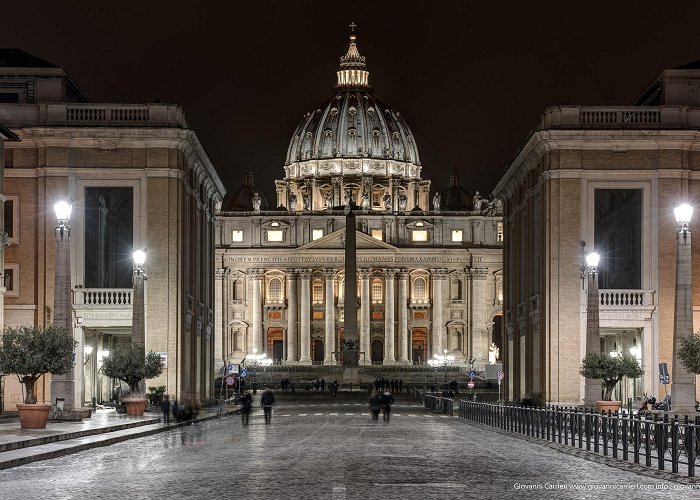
[336,24,369,89]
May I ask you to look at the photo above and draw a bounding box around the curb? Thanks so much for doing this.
[0,407,240,470]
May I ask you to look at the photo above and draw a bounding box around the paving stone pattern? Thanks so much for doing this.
[0,393,697,500]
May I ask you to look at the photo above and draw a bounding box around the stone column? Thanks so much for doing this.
[287,270,298,362]
[51,215,74,409]
[298,269,312,364]
[430,268,447,357]
[584,266,601,406]
[359,268,371,364]
[384,268,397,364]
[324,268,336,364]
[214,268,228,369]
[673,218,696,414]
[248,269,263,353]
[469,267,488,362]
[398,269,409,364]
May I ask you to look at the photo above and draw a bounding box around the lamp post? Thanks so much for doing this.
[51,200,74,410]
[584,251,601,407]
[132,249,147,395]
[247,348,272,393]
[428,348,455,389]
[673,203,695,414]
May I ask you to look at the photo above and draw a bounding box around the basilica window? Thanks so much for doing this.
[232,279,243,301]
[267,230,284,242]
[268,278,283,303]
[451,279,463,301]
[497,223,503,242]
[412,230,428,242]
[413,277,427,303]
[232,230,244,242]
[371,228,383,241]
[451,230,463,242]
[312,229,324,241]
[371,279,383,304]
[3,264,18,297]
[312,279,324,304]
[4,195,18,244]
[338,279,344,302]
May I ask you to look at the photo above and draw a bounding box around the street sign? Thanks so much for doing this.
[227,363,233,373]
[659,363,669,385]
[467,380,475,389]
[497,370,504,381]
[240,368,248,379]
[226,376,234,386]
[468,369,476,379]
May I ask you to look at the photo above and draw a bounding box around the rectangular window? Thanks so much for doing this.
[3,264,18,297]
[594,189,642,289]
[412,230,428,242]
[497,223,504,242]
[371,228,383,241]
[451,230,463,242]
[231,230,244,242]
[312,280,324,304]
[0,93,19,103]
[312,229,324,240]
[267,230,284,242]
[4,195,18,243]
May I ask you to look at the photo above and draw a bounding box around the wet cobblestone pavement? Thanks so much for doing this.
[0,393,698,499]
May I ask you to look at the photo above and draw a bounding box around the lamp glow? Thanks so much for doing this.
[54,200,72,221]
[585,252,600,268]
[675,204,693,225]
[133,249,146,267]
[84,345,93,355]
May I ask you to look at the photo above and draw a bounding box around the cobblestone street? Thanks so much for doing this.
[0,393,697,499]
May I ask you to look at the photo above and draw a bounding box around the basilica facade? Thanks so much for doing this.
[215,34,503,371]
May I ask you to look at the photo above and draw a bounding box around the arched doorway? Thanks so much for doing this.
[492,315,503,355]
[371,339,384,364]
[412,328,428,364]
[312,339,324,364]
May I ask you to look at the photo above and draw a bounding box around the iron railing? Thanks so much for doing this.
[458,401,700,478]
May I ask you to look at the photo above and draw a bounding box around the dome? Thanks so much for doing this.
[222,172,269,211]
[284,33,421,182]
[440,170,473,211]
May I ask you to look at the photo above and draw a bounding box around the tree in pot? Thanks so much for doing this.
[0,325,76,428]
[579,351,644,411]
[101,343,164,416]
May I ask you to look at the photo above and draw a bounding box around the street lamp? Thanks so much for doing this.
[428,348,455,389]
[584,251,601,407]
[51,200,74,411]
[247,348,272,393]
[132,249,147,395]
[673,203,695,414]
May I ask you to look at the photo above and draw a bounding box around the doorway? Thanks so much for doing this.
[312,340,324,364]
[267,328,284,362]
[411,328,427,364]
[371,339,384,364]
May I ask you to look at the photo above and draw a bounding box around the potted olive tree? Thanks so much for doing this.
[580,351,644,412]
[102,343,164,416]
[678,330,700,375]
[0,325,75,428]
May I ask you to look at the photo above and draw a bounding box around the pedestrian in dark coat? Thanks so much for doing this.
[381,391,394,422]
[369,391,382,421]
[160,395,171,424]
[261,388,275,424]
[172,399,179,422]
[241,391,252,426]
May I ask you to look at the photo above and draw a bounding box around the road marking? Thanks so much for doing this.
[393,414,401,417]
[282,414,291,417]
[345,413,354,416]
[361,413,369,416]
[409,414,417,418]
[330,412,338,416]
[298,413,307,416]
[314,413,322,416]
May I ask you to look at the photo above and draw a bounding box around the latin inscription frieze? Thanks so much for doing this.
[223,255,471,264]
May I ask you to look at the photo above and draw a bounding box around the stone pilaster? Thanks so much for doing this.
[359,268,371,364]
[384,268,397,364]
[398,269,410,363]
[467,267,489,361]
[430,268,447,357]
[324,268,336,364]
[298,269,312,364]
[214,267,229,368]
[287,270,298,362]
[248,268,263,354]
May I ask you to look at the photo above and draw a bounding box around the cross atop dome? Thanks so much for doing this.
[337,25,369,88]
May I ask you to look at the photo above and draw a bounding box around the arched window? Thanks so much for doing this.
[268,278,282,303]
[232,279,243,301]
[338,278,345,302]
[312,279,324,304]
[371,279,383,304]
[451,279,463,301]
[413,277,427,303]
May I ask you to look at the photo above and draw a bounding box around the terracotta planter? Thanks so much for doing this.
[122,398,148,416]
[16,403,52,429]
[597,400,622,413]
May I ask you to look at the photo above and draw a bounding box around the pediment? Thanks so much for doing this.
[298,228,397,251]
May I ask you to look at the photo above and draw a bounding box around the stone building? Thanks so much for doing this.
[0,49,225,411]
[493,61,700,404]
[215,34,503,371]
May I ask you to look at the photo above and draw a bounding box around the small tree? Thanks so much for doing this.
[580,352,644,401]
[102,343,164,397]
[0,325,76,404]
[678,330,700,374]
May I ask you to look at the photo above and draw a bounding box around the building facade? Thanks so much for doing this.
[493,63,700,404]
[0,50,225,411]
[215,35,503,372]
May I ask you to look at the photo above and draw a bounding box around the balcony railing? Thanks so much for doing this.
[537,105,700,130]
[74,288,133,306]
[599,289,654,307]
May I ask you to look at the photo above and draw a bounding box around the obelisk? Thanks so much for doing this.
[343,208,359,366]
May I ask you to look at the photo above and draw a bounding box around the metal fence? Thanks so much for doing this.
[458,401,700,478]
[414,388,453,415]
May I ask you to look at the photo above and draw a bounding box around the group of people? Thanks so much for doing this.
[306,378,339,396]
[239,387,277,425]
[160,395,199,424]
[279,378,295,392]
[369,390,394,422]
[373,378,404,393]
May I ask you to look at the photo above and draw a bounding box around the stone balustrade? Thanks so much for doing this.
[537,105,700,130]
[74,288,133,306]
[599,289,654,307]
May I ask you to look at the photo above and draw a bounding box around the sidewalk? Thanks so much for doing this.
[0,404,240,470]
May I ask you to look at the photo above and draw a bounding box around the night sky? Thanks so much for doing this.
[4,1,700,201]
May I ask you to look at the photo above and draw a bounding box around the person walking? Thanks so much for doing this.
[261,387,275,424]
[160,395,171,424]
[381,390,394,423]
[320,378,326,393]
[172,399,179,422]
[241,391,252,426]
[369,391,382,422]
